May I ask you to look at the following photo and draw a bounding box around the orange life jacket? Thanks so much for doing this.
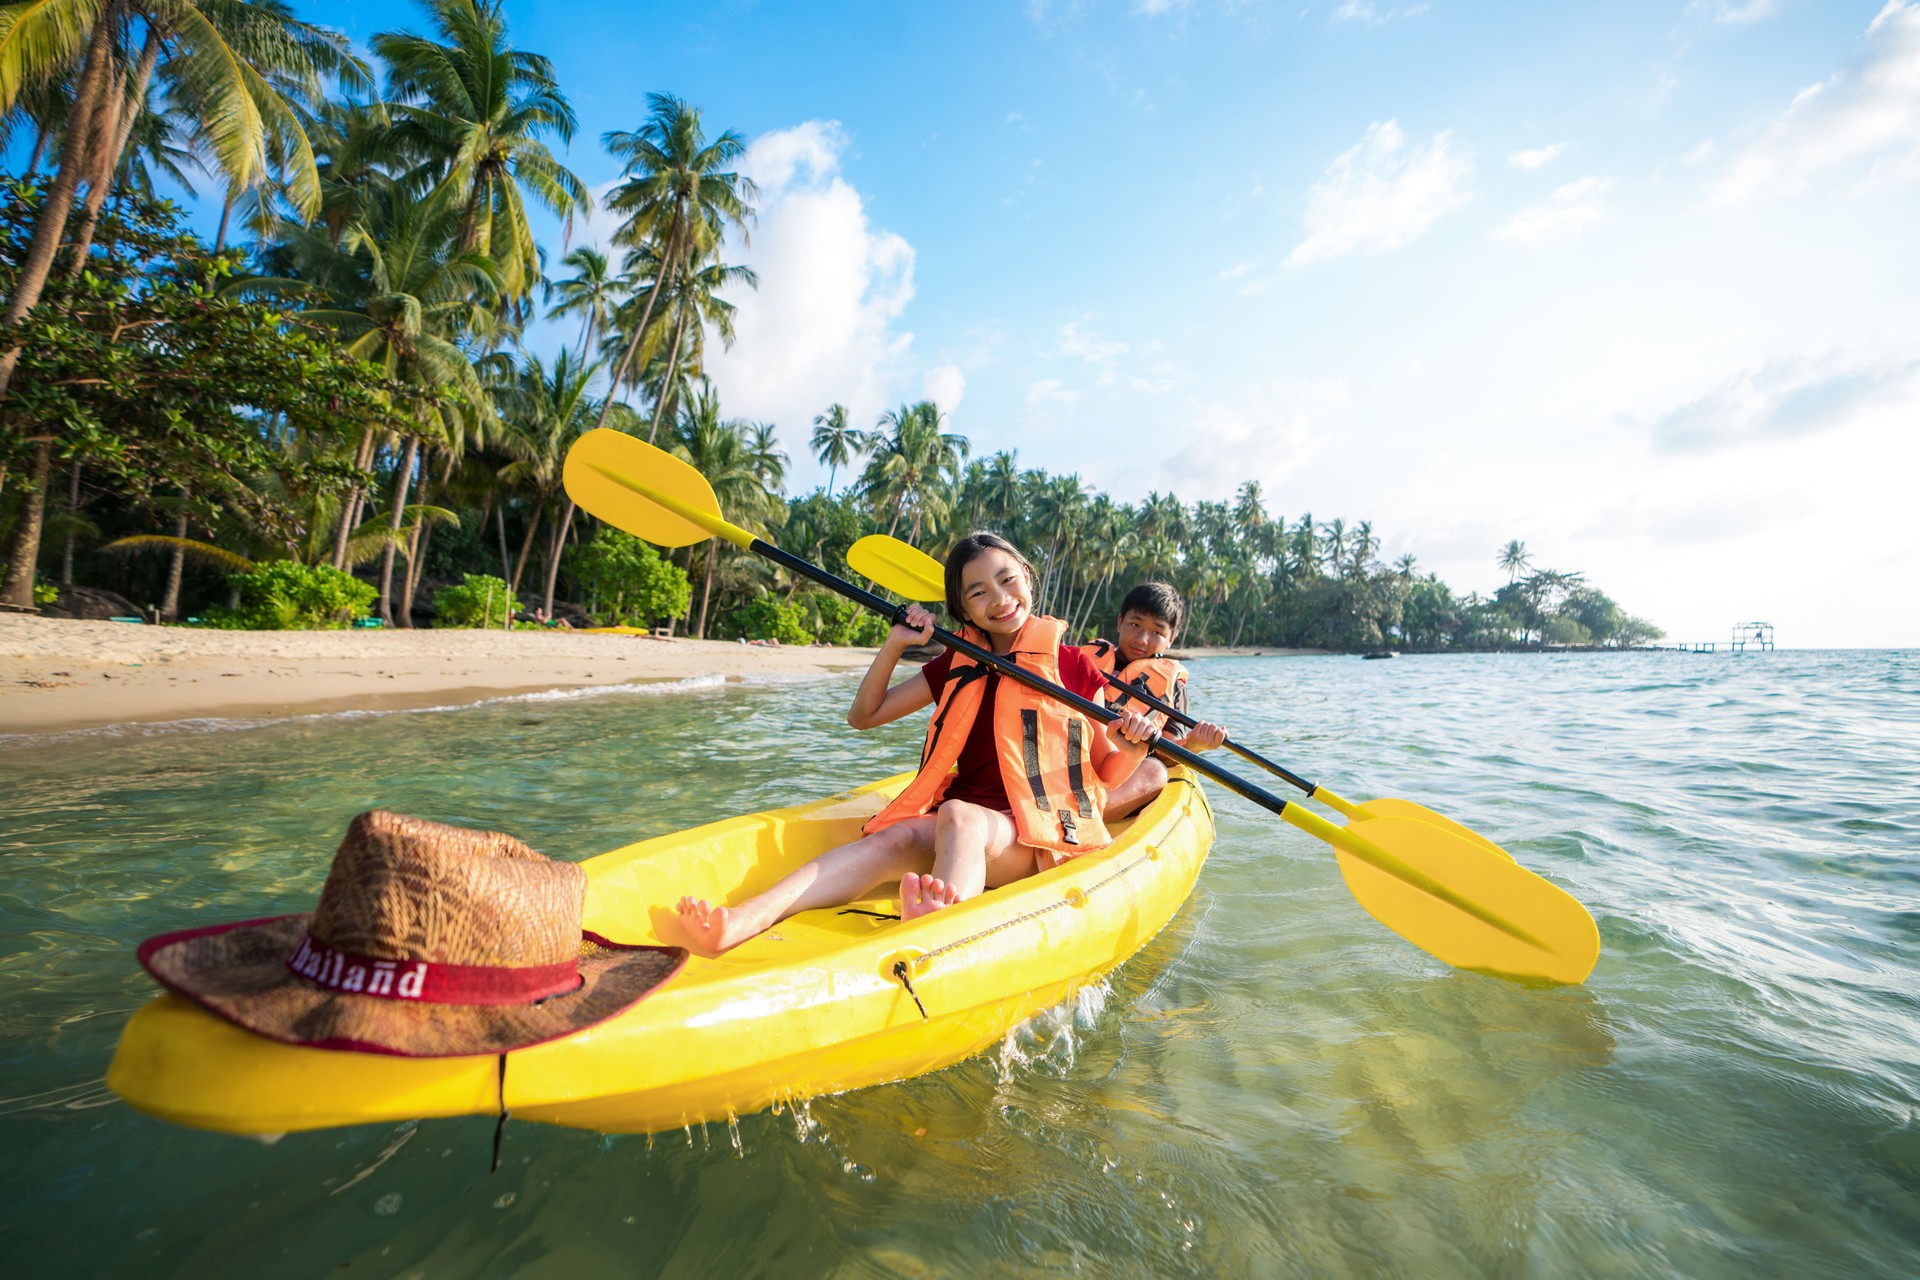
[1082,638,1189,734]
[865,615,1111,854]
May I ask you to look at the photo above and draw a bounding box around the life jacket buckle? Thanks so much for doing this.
[1058,809,1080,846]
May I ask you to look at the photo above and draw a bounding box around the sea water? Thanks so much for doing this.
[1,651,1916,1277]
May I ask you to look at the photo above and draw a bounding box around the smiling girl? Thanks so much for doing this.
[675,532,1157,953]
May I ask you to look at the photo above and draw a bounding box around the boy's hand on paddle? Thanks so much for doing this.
[1110,709,1157,751]
[887,604,937,650]
[1184,720,1228,752]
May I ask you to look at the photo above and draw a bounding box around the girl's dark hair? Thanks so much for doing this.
[943,531,1038,625]
[1119,582,1186,635]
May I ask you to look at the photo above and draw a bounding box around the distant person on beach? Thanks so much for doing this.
[1081,582,1229,820]
[675,531,1159,952]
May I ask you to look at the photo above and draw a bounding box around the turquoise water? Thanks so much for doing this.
[2,651,1917,1277]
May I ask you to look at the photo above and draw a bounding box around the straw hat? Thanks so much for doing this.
[137,811,685,1058]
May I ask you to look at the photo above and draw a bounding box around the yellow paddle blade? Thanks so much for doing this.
[563,428,738,549]
[848,535,944,600]
[1348,797,1514,861]
[1332,816,1599,985]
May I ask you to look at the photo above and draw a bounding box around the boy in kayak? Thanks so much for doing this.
[676,532,1159,952]
[1084,582,1229,820]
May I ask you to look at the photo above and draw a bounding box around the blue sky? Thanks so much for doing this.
[283,5,1920,642]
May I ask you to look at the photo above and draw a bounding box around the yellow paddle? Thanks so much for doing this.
[564,430,1600,985]
[847,534,1513,860]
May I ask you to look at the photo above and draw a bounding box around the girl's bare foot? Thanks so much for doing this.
[899,872,960,921]
[676,895,740,952]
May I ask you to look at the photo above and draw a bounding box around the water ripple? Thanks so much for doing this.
[2,651,1919,1276]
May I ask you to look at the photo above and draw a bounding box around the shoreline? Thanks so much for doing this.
[1170,646,1329,660]
[0,615,876,739]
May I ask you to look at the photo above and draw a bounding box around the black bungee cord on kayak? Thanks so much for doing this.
[892,962,929,1019]
[492,1053,510,1173]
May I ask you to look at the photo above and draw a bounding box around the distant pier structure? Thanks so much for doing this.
[1730,621,1775,652]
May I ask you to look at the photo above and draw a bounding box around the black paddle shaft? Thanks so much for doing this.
[750,539,1302,820]
[1097,670,1318,796]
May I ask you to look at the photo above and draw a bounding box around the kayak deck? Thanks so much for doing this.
[108,770,1214,1136]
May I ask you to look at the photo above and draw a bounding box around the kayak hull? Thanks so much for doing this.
[108,770,1214,1136]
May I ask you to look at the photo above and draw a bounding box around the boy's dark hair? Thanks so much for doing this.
[1119,582,1185,635]
[943,531,1039,626]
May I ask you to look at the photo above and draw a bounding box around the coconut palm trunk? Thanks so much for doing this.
[595,222,682,433]
[0,442,56,608]
[649,308,691,443]
[0,5,116,405]
[332,428,379,568]
[695,543,717,638]
[495,505,512,581]
[214,191,235,253]
[400,474,433,623]
[540,500,577,618]
[160,507,189,621]
[60,463,82,585]
[61,26,163,283]
[510,499,543,597]
[377,437,421,626]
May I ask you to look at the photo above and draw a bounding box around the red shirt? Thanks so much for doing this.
[916,645,1107,812]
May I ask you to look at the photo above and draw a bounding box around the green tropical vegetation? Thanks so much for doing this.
[0,0,1660,651]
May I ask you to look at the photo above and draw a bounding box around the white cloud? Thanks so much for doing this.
[1496,176,1614,243]
[1285,121,1473,268]
[1642,351,1920,453]
[922,364,966,414]
[1055,319,1128,366]
[1509,142,1566,169]
[1690,0,1777,25]
[1156,380,1346,498]
[1332,1,1431,25]
[1026,378,1079,411]
[699,121,919,442]
[1043,319,1176,395]
[1716,2,1920,202]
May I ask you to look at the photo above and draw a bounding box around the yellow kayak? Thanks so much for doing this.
[108,769,1214,1136]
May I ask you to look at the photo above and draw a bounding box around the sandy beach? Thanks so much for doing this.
[0,615,878,737]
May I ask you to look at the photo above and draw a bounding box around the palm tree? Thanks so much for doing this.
[1233,480,1267,539]
[673,384,780,637]
[594,93,756,433]
[492,348,609,616]
[1349,519,1379,577]
[1498,539,1532,583]
[0,0,358,607]
[860,401,967,544]
[372,0,586,306]
[810,403,858,498]
[292,182,502,624]
[1318,517,1349,575]
[642,244,755,437]
[544,245,622,360]
[0,0,349,402]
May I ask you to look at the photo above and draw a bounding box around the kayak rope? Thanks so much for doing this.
[887,779,1205,1022]
[888,843,1168,1021]
[491,1053,510,1173]
[892,961,928,1018]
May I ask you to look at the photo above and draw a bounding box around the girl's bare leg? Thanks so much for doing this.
[1102,757,1168,821]
[677,816,936,951]
[901,801,1036,921]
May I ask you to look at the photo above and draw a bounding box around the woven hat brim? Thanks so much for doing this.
[137,915,687,1058]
